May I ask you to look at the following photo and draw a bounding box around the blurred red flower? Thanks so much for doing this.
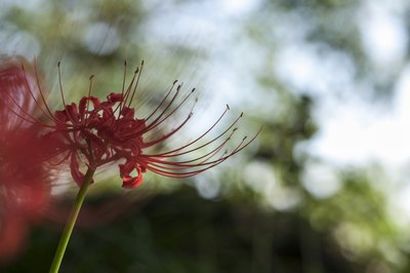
[0,57,52,260]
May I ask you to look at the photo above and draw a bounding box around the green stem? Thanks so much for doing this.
[49,168,95,273]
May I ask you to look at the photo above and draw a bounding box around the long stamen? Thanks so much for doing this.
[142,87,195,134]
[87,75,94,98]
[112,60,127,118]
[122,68,139,102]
[115,68,138,114]
[144,140,237,169]
[185,129,237,164]
[3,89,53,127]
[20,64,55,122]
[151,112,243,157]
[126,60,144,108]
[122,66,141,108]
[144,127,261,170]
[57,62,81,127]
[85,75,95,120]
[33,60,58,122]
[57,61,67,108]
[139,85,181,134]
[196,143,227,164]
[143,138,243,174]
[143,158,227,178]
[220,127,262,158]
[144,80,178,121]
[142,112,193,148]
[121,60,127,96]
[144,128,237,166]
[150,105,230,156]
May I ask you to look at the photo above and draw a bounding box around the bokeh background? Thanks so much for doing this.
[1,0,410,272]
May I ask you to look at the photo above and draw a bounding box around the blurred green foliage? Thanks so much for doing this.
[0,187,384,273]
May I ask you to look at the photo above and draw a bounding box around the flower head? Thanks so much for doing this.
[9,60,259,188]
[0,57,51,260]
[0,128,51,260]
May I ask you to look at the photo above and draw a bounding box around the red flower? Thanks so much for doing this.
[9,60,259,189]
[0,128,51,260]
[45,62,258,188]
[0,57,51,260]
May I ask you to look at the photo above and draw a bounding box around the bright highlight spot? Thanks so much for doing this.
[359,5,407,66]
[302,163,342,199]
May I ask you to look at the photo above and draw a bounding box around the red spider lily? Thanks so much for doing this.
[0,129,51,260]
[0,57,52,260]
[8,60,259,189]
